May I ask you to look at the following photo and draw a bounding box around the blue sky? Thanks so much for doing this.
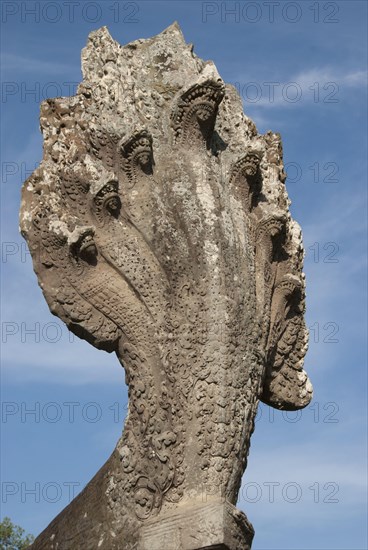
[1,1,367,548]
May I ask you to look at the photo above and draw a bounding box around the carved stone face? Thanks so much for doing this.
[94,181,121,217]
[104,194,121,213]
[121,132,153,177]
[243,154,260,177]
[195,104,214,122]
[137,151,151,168]
[76,233,97,262]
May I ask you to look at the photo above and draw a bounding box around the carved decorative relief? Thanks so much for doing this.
[20,23,312,549]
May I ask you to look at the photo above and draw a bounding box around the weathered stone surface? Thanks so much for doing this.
[140,499,254,549]
[20,23,312,549]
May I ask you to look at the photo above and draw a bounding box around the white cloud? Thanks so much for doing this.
[236,66,367,109]
[293,67,367,90]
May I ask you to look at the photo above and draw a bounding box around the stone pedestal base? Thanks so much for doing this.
[139,499,254,550]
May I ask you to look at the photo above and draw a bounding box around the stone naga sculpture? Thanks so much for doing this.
[20,23,313,550]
